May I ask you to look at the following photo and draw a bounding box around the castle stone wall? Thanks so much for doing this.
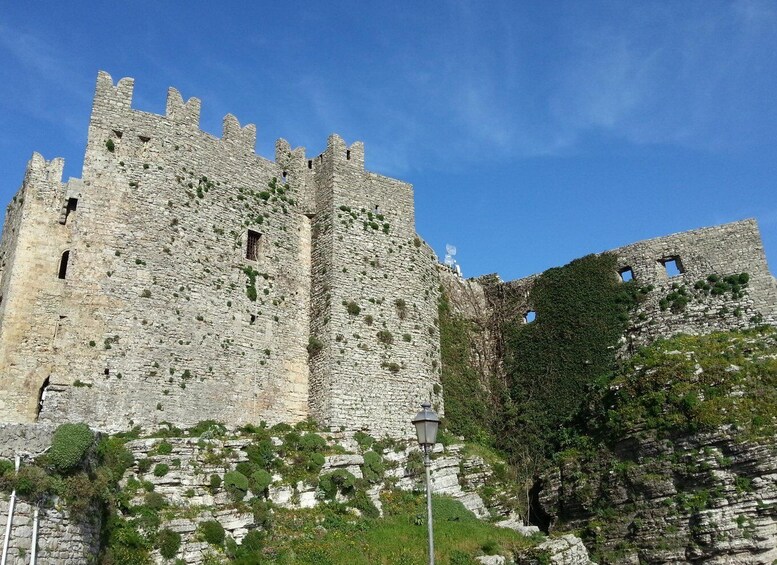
[612,219,777,349]
[0,72,441,438]
[481,219,777,359]
[307,134,442,437]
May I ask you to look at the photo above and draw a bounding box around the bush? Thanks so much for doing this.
[157,441,173,455]
[345,301,361,316]
[153,463,169,477]
[240,529,265,553]
[318,469,356,500]
[298,433,326,453]
[103,516,151,565]
[306,452,325,473]
[351,490,380,518]
[157,528,181,559]
[353,431,375,451]
[394,298,408,319]
[48,423,94,473]
[200,520,225,546]
[190,420,226,437]
[105,139,115,152]
[144,491,167,510]
[137,458,152,473]
[246,439,276,470]
[224,470,249,501]
[377,330,393,345]
[250,469,273,494]
[96,436,134,480]
[251,499,273,529]
[361,451,385,483]
[63,472,96,518]
[14,465,55,501]
[307,336,324,357]
[209,473,222,492]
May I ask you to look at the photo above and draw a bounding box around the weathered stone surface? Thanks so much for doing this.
[0,497,100,565]
[537,534,597,565]
[477,555,507,564]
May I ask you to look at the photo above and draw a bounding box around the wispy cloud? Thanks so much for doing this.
[0,21,90,138]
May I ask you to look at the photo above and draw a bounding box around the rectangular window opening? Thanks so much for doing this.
[618,267,634,282]
[662,257,683,277]
[308,160,313,169]
[64,198,78,224]
[246,230,261,261]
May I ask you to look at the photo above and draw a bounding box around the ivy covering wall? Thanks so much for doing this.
[438,293,495,444]
[499,253,639,462]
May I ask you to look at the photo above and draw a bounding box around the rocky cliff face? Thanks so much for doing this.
[540,431,777,564]
[536,328,777,564]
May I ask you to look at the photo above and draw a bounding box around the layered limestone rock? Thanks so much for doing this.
[118,431,499,563]
[536,329,777,564]
[539,431,777,564]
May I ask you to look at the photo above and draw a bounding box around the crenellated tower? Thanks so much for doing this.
[0,71,442,437]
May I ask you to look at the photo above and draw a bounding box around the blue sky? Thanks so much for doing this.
[1,1,776,280]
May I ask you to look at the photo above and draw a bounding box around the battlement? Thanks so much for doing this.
[89,71,367,176]
[165,87,201,126]
[24,153,65,188]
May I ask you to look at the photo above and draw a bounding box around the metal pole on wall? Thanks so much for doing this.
[1,455,20,565]
[424,444,435,565]
[30,505,39,564]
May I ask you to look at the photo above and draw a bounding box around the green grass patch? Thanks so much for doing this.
[259,494,533,564]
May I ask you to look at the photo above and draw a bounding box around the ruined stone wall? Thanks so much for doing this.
[483,219,777,356]
[612,219,777,350]
[0,156,72,421]
[438,267,499,385]
[0,497,101,565]
[0,71,314,430]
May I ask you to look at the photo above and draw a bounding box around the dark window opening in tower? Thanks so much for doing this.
[58,250,70,279]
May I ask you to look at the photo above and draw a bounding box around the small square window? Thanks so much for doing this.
[661,257,683,277]
[246,230,261,261]
[618,267,634,282]
[524,310,536,323]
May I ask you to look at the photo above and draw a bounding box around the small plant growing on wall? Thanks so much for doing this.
[345,301,361,316]
[105,139,115,152]
[395,299,408,319]
[377,330,393,345]
[307,336,324,358]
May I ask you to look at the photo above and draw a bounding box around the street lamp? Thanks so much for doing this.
[412,402,440,565]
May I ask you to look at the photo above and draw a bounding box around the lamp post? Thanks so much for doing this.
[412,402,440,565]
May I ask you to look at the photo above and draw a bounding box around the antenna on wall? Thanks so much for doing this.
[444,244,462,277]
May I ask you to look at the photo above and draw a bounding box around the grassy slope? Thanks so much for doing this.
[252,494,535,564]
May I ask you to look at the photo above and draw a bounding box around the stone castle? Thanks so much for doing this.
[1,71,775,439]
